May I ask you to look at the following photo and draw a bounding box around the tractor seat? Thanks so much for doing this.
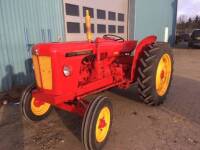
[121,40,137,53]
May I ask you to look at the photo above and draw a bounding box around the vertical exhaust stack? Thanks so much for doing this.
[85,10,93,42]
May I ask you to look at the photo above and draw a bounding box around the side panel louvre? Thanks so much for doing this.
[32,55,42,88]
[39,56,53,90]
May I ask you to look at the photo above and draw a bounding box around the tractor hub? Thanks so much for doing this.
[156,53,172,96]
[98,117,107,130]
[31,97,51,116]
[95,107,111,143]
[160,70,165,79]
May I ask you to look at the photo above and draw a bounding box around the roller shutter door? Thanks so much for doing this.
[63,0,129,41]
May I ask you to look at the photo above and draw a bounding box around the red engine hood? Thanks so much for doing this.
[32,38,138,56]
[32,41,95,56]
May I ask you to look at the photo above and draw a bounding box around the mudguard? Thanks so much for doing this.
[131,35,157,81]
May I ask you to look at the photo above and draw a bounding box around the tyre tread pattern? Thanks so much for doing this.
[137,43,173,106]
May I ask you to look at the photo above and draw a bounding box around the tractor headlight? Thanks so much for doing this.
[63,66,71,77]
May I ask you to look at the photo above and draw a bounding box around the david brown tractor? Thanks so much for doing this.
[21,11,173,150]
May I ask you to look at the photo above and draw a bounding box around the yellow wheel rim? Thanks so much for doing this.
[95,107,111,143]
[156,53,172,96]
[31,97,51,116]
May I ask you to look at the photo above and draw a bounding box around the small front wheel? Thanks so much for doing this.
[20,83,52,122]
[82,96,113,150]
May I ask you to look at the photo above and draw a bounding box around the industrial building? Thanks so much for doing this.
[0,0,178,91]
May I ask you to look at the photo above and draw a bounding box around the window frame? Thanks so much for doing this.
[65,3,79,16]
[108,25,116,33]
[97,9,106,19]
[83,7,94,18]
[118,26,124,33]
[108,11,116,21]
[118,13,125,22]
[66,22,81,33]
[97,24,106,33]
[83,23,95,33]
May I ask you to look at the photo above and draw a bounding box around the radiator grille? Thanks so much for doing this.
[32,55,52,90]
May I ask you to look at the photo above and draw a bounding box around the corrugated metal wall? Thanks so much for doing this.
[0,0,64,91]
[133,0,177,45]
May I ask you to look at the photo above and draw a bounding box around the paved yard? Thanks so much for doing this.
[0,47,200,150]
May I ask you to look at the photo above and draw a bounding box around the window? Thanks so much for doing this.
[83,7,94,18]
[97,24,106,33]
[67,22,80,33]
[118,26,124,33]
[118,13,124,21]
[65,3,79,16]
[108,25,116,33]
[83,23,95,33]
[97,9,106,19]
[108,11,116,20]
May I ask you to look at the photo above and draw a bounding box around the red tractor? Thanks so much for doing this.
[21,11,173,150]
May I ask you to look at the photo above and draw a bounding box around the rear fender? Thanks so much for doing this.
[131,35,157,81]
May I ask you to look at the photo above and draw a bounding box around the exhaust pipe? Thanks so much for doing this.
[85,10,93,42]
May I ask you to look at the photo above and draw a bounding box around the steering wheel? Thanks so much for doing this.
[103,34,125,42]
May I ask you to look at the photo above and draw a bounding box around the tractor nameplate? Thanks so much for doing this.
[65,50,93,57]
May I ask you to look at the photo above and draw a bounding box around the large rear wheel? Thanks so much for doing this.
[137,43,173,105]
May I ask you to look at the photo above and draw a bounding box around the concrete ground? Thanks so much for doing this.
[0,44,200,150]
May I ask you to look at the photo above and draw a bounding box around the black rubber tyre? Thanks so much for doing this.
[20,83,52,122]
[137,43,173,106]
[82,96,113,150]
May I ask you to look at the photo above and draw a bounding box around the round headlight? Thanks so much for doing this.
[63,66,71,77]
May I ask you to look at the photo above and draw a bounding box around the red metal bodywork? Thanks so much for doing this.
[131,35,157,80]
[32,36,157,116]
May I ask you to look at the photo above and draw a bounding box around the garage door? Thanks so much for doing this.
[63,0,129,41]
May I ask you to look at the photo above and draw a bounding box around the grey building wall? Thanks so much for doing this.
[133,0,177,45]
[0,0,65,91]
